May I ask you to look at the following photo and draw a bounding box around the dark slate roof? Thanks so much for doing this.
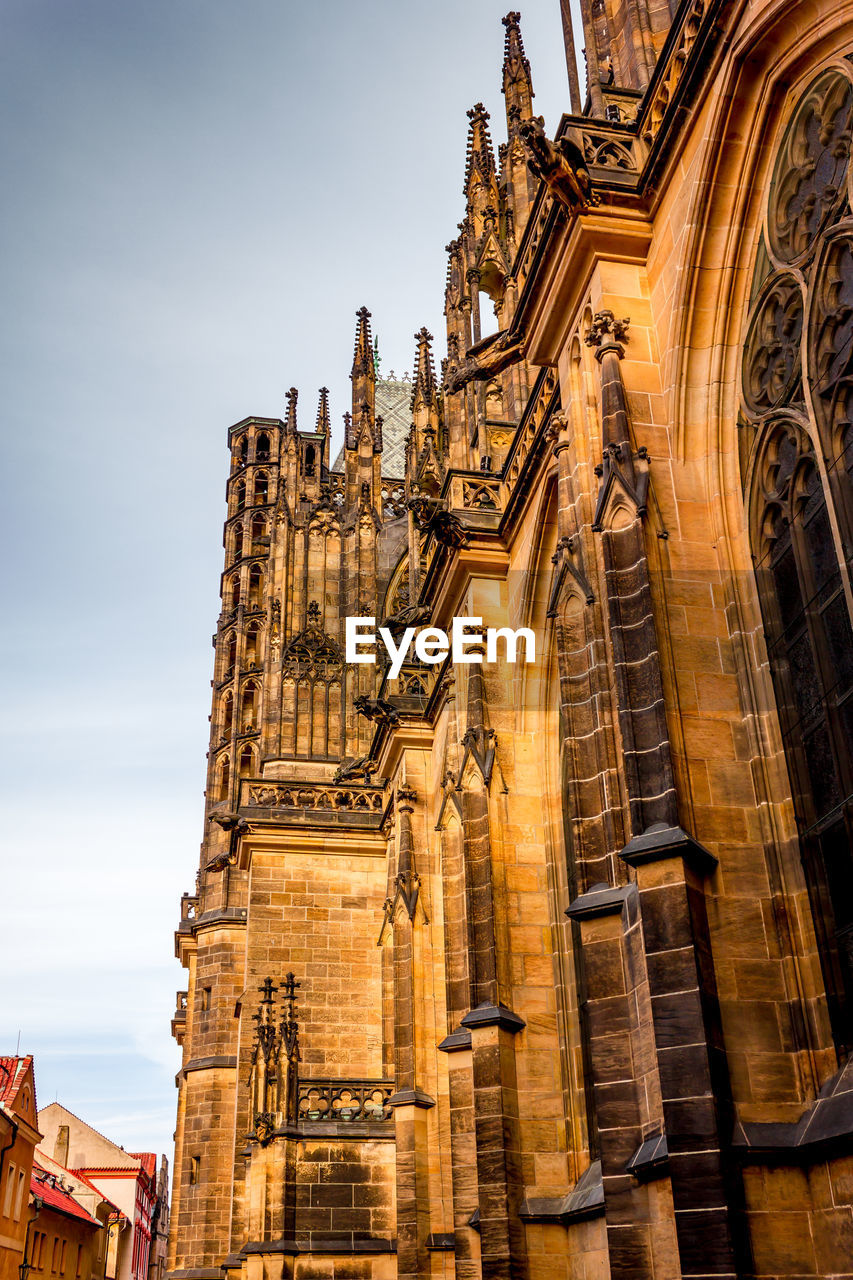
[331,375,412,479]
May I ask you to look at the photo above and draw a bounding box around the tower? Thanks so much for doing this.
[170,5,853,1280]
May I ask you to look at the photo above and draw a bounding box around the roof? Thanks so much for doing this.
[331,375,411,478]
[0,1056,33,1105]
[128,1153,157,1180]
[32,1161,101,1227]
[35,1150,124,1220]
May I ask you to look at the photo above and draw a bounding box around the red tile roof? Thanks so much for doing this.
[128,1153,157,1180]
[31,1162,100,1227]
[0,1056,33,1105]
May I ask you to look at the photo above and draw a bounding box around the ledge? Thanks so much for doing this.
[460,1003,526,1034]
[625,1132,669,1182]
[425,1233,455,1251]
[179,1056,237,1079]
[619,822,717,875]
[733,1054,853,1163]
[519,1159,604,1225]
[386,1087,436,1109]
[437,1028,472,1053]
[295,1238,396,1255]
[565,882,632,921]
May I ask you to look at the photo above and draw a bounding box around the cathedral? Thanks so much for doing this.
[167,3,853,1278]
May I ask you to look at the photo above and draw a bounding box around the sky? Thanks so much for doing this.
[0,1,583,1163]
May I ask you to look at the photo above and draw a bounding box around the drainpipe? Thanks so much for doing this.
[19,1193,44,1280]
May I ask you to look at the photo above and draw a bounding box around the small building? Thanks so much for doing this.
[37,1107,157,1280]
[27,1160,105,1280]
[0,1057,42,1280]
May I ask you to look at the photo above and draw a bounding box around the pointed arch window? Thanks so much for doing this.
[250,513,267,551]
[248,564,264,609]
[221,691,234,738]
[218,754,230,802]
[256,432,271,462]
[742,66,853,1052]
[231,523,243,562]
[238,743,255,778]
[246,622,262,668]
[253,472,269,505]
[234,481,246,513]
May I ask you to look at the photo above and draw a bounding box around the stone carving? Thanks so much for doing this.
[247,781,384,812]
[353,695,401,727]
[742,273,804,415]
[519,116,598,211]
[297,1078,393,1123]
[769,68,853,264]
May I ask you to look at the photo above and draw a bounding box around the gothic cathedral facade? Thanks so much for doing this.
[168,4,853,1278]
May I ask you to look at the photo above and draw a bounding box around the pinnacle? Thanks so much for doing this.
[315,387,330,435]
[351,306,375,380]
[285,387,298,433]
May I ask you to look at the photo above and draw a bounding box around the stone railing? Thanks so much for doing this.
[297,1079,394,1123]
[504,367,559,491]
[242,780,385,814]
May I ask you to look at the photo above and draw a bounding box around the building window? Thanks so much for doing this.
[75,1244,82,1279]
[51,1239,59,1273]
[742,65,853,1053]
[59,1240,67,1275]
[13,1167,25,1220]
[3,1161,15,1217]
[189,1156,200,1186]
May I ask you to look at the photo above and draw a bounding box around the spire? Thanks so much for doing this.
[351,305,376,417]
[351,306,375,380]
[410,328,437,413]
[502,12,534,123]
[285,387,298,435]
[373,335,381,378]
[464,103,498,199]
[315,387,330,436]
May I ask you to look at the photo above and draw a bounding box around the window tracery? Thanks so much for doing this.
[741,65,853,1051]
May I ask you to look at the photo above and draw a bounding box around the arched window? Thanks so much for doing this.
[224,632,237,677]
[238,744,255,777]
[241,681,258,731]
[250,513,267,550]
[218,754,230,802]
[239,435,248,463]
[742,66,853,1051]
[254,472,269,505]
[304,444,316,476]
[256,432,271,462]
[246,623,262,667]
[249,565,264,609]
[234,482,246,513]
[231,523,243,562]
[221,692,233,737]
[227,574,240,611]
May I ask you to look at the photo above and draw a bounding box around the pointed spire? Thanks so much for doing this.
[351,306,376,418]
[410,328,437,412]
[373,334,381,378]
[315,387,330,436]
[351,306,375,381]
[285,387,298,434]
[464,103,497,197]
[502,12,534,122]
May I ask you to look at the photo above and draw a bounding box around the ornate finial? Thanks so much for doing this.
[502,11,534,114]
[352,307,375,381]
[584,310,630,358]
[307,600,321,625]
[397,786,417,810]
[315,387,330,435]
[285,387,298,433]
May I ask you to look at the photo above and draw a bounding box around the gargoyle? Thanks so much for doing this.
[520,116,598,212]
[431,510,470,549]
[380,603,432,639]
[333,754,379,783]
[353,696,400,727]
[444,328,525,394]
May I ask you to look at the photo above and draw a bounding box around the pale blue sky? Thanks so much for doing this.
[1,1,582,1160]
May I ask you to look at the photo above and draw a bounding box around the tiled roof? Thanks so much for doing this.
[0,1056,33,1104]
[331,376,411,478]
[128,1153,157,1180]
[32,1162,100,1226]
